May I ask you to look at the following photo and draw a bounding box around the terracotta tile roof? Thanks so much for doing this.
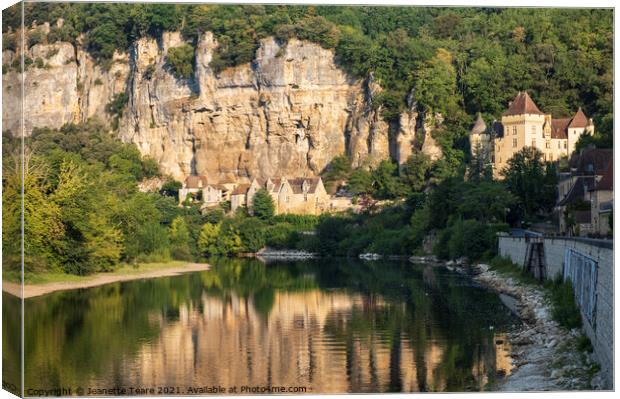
[569,148,613,175]
[591,161,613,191]
[502,91,544,116]
[268,178,283,192]
[287,177,321,194]
[231,184,250,195]
[551,118,571,139]
[184,175,209,189]
[568,107,588,129]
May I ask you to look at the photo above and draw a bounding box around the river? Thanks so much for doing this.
[3,258,520,393]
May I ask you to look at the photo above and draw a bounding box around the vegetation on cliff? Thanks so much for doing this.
[3,3,613,150]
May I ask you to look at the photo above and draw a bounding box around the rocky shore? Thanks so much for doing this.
[471,263,606,391]
[256,248,317,260]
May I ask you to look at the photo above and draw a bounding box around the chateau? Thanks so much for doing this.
[470,92,595,176]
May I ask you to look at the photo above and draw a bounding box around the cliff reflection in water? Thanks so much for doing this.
[18,258,519,393]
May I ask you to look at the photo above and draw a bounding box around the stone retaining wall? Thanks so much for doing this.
[498,234,614,389]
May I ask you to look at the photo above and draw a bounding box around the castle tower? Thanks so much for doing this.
[469,113,491,161]
[494,91,546,176]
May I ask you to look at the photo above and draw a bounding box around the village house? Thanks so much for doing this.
[555,148,613,236]
[178,175,231,208]
[588,161,613,236]
[232,177,331,215]
[470,91,594,177]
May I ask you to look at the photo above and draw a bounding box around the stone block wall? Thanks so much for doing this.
[498,235,614,389]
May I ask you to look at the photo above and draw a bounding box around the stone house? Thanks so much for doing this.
[179,175,233,208]
[470,92,594,177]
[178,175,209,204]
[588,161,613,236]
[230,177,330,215]
[230,184,251,211]
[555,149,612,236]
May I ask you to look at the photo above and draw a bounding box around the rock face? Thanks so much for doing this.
[3,30,439,181]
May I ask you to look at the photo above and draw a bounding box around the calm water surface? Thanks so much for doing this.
[6,258,519,393]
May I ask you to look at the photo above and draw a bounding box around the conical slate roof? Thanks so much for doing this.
[502,91,544,116]
[470,113,487,135]
[568,107,588,128]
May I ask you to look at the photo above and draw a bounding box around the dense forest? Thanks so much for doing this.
[2,4,613,276]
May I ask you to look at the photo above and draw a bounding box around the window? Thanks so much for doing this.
[513,126,517,135]
[531,125,536,135]
[513,138,518,148]
[564,142,567,149]
[546,142,550,149]
[558,141,561,149]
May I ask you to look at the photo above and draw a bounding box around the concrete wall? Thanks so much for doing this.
[498,234,614,389]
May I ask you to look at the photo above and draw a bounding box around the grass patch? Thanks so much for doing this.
[548,276,582,330]
[576,334,593,353]
[488,256,540,285]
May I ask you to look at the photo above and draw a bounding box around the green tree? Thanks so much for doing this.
[166,44,194,79]
[502,147,557,220]
[170,216,191,260]
[372,160,408,199]
[347,168,373,195]
[252,189,275,220]
[400,153,431,192]
[198,222,221,255]
[413,49,459,115]
[160,179,182,200]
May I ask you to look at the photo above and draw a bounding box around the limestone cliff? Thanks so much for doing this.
[3,29,440,181]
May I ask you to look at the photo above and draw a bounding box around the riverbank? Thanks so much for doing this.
[470,262,605,391]
[2,261,211,299]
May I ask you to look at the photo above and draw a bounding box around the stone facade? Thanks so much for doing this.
[232,177,330,216]
[470,92,594,178]
[555,149,613,237]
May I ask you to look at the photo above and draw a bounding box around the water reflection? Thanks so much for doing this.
[11,258,519,393]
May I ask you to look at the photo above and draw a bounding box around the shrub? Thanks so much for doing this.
[3,35,16,51]
[166,44,194,79]
[237,218,266,253]
[143,63,156,80]
[27,30,45,48]
[264,223,297,249]
[271,214,319,230]
[105,92,129,118]
[549,276,582,329]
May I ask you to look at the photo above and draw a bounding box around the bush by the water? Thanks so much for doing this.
[549,276,583,329]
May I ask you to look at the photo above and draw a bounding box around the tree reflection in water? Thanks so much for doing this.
[5,258,519,393]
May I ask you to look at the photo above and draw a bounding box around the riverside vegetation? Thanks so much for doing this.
[2,4,611,279]
[4,119,556,278]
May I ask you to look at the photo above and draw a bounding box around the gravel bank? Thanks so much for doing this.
[471,263,606,391]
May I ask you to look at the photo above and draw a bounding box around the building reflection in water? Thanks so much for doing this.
[18,260,518,393]
[127,289,513,393]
